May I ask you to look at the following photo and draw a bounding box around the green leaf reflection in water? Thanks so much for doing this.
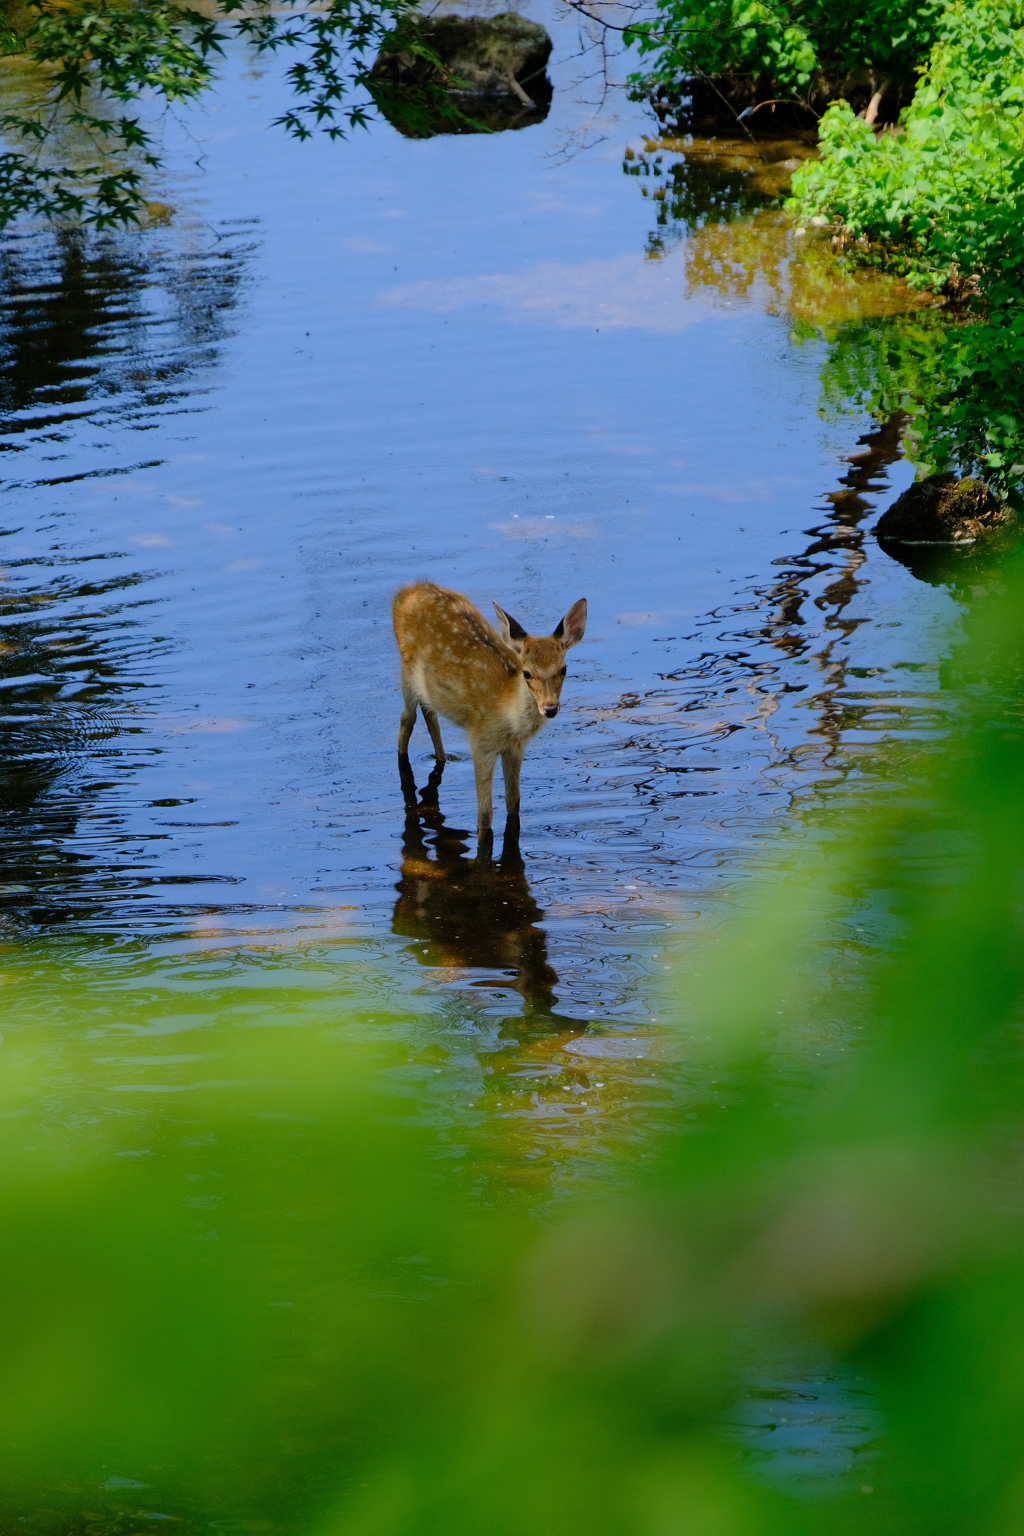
[625,133,816,257]
[628,137,936,327]
[630,134,1023,499]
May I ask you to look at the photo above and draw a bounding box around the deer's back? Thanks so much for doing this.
[393,582,521,728]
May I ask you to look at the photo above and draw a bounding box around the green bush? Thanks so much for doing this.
[789,0,1024,292]
[783,0,1024,493]
[623,0,1024,493]
[625,0,941,117]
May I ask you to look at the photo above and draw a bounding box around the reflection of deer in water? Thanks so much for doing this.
[392,758,559,1019]
[392,582,587,844]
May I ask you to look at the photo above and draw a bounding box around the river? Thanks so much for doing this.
[0,1,964,1521]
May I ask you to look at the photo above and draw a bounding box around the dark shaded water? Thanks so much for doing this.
[0,0,965,1500]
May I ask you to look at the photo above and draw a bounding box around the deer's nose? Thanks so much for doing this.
[544,703,559,718]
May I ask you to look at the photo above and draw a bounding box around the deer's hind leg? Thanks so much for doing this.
[422,706,446,763]
[399,671,446,762]
[398,672,419,756]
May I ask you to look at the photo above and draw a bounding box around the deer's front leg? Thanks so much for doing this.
[472,742,498,843]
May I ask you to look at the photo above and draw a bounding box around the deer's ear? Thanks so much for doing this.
[553,598,587,649]
[494,602,527,652]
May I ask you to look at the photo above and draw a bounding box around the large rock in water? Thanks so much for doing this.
[874,472,1019,585]
[371,13,553,137]
[875,473,1013,543]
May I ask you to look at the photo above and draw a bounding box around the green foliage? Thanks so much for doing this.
[789,0,1024,290]
[817,308,1024,505]
[224,0,465,142]
[0,0,216,226]
[785,1,1024,494]
[0,145,146,226]
[623,0,942,113]
[23,0,224,104]
[933,313,1024,483]
[0,0,458,228]
[620,0,1024,493]
[10,550,1024,1532]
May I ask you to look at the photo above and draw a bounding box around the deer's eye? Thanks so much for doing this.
[522,670,532,680]
[559,666,567,676]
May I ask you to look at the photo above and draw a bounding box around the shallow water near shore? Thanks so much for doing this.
[0,0,967,1515]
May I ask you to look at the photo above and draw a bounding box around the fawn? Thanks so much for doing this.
[392,581,587,840]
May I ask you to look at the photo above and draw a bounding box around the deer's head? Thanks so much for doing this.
[493,598,588,719]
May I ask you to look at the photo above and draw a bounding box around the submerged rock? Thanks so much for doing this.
[371,13,553,137]
[875,473,1014,544]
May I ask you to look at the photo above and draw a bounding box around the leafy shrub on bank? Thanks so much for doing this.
[625,0,941,120]
[789,0,1024,295]
[784,1,1024,493]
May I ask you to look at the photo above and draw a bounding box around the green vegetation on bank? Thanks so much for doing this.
[622,0,1024,494]
[625,0,942,122]
[787,0,1024,494]
[789,0,1024,293]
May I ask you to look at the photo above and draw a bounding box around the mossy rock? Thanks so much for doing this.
[874,473,1021,586]
[371,13,553,137]
[875,472,1015,544]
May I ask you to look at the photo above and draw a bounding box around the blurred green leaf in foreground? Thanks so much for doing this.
[7,557,1024,1532]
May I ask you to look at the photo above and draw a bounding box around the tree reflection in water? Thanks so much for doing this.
[618,134,961,786]
[393,757,560,1024]
[0,222,255,931]
[0,221,256,443]
[754,413,910,763]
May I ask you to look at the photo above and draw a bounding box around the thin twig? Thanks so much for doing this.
[561,0,759,140]
[738,96,820,120]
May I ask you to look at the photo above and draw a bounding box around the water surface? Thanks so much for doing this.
[0,0,964,1197]
[0,8,968,1508]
